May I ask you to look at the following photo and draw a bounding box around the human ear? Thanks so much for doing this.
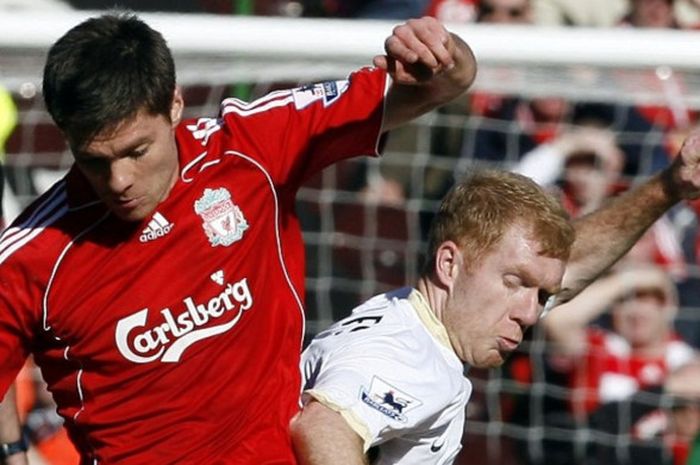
[435,241,461,290]
[170,87,184,126]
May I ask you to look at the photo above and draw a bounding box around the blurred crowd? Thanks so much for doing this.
[3,0,700,464]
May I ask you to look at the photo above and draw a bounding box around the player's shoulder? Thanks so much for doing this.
[201,67,385,128]
[1,176,102,270]
[328,287,424,344]
[306,288,457,375]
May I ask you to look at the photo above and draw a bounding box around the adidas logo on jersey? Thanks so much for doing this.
[140,212,174,243]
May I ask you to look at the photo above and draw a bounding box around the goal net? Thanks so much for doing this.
[2,10,700,465]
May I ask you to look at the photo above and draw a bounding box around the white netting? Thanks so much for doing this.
[2,11,700,465]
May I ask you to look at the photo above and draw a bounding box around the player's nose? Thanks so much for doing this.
[108,159,135,195]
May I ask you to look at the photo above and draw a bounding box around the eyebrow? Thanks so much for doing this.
[76,137,151,161]
[517,266,561,296]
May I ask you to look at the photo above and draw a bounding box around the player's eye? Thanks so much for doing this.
[538,289,552,307]
[130,147,147,159]
[503,274,522,289]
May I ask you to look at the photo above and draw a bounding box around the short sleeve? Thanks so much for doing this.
[301,333,455,451]
[218,67,389,189]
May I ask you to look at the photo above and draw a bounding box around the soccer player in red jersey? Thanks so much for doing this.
[0,13,476,465]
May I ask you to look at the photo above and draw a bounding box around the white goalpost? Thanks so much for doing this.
[3,10,700,102]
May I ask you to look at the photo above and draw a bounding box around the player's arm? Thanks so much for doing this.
[0,385,28,465]
[375,17,477,132]
[290,400,368,465]
[556,131,700,304]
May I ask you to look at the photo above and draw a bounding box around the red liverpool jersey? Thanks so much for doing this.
[0,67,388,464]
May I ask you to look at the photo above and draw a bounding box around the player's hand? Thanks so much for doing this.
[669,128,700,200]
[373,17,455,85]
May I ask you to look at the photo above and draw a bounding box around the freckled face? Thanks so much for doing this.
[442,223,566,368]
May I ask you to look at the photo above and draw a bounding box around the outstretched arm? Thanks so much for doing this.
[556,131,700,304]
[290,400,368,465]
[375,17,477,132]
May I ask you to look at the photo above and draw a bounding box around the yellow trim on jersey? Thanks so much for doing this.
[304,389,374,452]
[408,289,454,352]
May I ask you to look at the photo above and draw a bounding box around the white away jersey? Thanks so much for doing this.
[301,288,472,465]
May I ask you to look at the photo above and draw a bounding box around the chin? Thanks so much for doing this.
[112,205,152,222]
[473,352,506,369]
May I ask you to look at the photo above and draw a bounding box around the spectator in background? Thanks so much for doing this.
[514,127,624,215]
[620,0,680,28]
[515,126,686,276]
[476,0,532,22]
[531,0,627,26]
[465,96,673,177]
[424,0,477,23]
[465,94,572,165]
[302,0,430,18]
[451,0,676,176]
[429,0,576,167]
[425,0,531,23]
[544,265,696,419]
[504,264,693,461]
[617,0,697,137]
[588,359,700,465]
[530,0,698,28]
[676,0,700,28]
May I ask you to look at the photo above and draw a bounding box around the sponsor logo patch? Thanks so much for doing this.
[115,273,254,363]
[195,188,249,247]
[292,80,349,109]
[359,376,422,423]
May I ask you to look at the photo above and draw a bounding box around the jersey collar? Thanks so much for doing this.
[408,288,454,353]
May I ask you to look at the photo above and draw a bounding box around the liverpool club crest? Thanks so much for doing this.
[194,188,249,247]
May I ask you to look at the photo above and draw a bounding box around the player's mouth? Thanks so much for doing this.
[112,196,143,214]
[497,336,520,352]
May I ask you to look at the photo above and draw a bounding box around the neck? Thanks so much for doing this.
[416,275,447,324]
[632,333,670,357]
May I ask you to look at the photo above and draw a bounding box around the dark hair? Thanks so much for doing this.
[42,12,176,149]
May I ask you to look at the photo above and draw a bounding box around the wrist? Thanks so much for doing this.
[0,437,28,461]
